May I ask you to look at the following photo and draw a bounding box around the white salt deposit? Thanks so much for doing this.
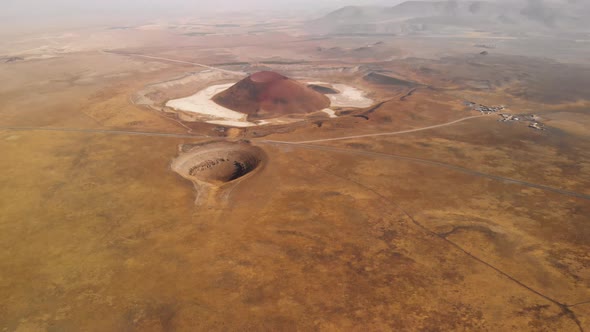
[166,83,257,127]
[306,81,374,108]
[207,120,256,127]
[322,109,337,118]
[165,80,373,127]
[328,84,374,108]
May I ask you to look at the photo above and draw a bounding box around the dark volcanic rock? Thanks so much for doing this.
[212,71,331,119]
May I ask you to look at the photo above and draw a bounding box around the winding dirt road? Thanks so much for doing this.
[4,115,588,201]
[104,51,245,76]
[263,114,487,144]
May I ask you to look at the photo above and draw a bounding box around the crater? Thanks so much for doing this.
[364,72,419,87]
[172,141,265,186]
[307,84,340,94]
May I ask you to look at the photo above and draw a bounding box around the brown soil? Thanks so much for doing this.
[212,71,331,120]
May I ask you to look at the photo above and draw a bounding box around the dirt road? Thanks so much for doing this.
[105,51,246,76]
[263,115,487,144]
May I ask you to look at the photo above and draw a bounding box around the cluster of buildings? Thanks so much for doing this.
[528,122,545,130]
[498,113,545,130]
[464,101,547,131]
[464,101,506,114]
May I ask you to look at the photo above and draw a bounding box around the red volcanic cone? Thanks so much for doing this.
[212,71,331,119]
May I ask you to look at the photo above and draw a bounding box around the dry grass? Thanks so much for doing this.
[0,20,589,331]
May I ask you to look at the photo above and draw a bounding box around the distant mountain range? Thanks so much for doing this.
[308,0,590,36]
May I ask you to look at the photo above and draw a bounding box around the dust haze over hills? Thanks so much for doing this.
[310,0,590,37]
[1,0,377,21]
[0,0,378,36]
[3,0,589,37]
[0,0,380,34]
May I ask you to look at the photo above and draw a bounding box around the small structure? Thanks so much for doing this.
[466,102,505,114]
[497,113,546,130]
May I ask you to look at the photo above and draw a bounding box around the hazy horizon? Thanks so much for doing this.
[2,0,387,19]
[2,0,588,36]
[4,0,586,19]
[0,0,389,34]
[3,0,585,21]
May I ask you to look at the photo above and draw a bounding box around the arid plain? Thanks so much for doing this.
[1,13,590,332]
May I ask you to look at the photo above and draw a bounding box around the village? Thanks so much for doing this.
[465,101,546,130]
[498,113,546,130]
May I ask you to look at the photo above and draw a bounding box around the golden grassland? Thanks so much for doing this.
[1,24,589,331]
